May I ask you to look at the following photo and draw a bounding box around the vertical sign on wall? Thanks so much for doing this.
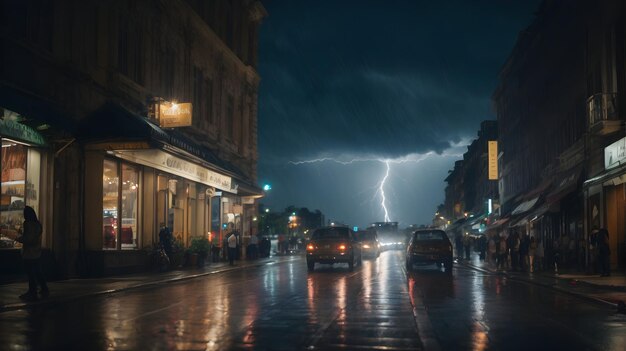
[488,141,498,180]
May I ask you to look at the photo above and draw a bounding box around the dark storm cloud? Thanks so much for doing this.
[257,0,540,225]
[259,0,541,163]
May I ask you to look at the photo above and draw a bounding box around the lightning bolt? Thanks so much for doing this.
[380,160,391,222]
[288,146,467,223]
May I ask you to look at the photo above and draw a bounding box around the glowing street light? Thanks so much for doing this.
[263,184,272,191]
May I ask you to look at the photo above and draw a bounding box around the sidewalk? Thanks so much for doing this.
[0,255,299,313]
[459,255,626,309]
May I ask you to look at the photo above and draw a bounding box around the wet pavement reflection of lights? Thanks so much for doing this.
[471,273,488,351]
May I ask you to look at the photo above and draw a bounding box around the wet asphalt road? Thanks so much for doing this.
[1,251,625,350]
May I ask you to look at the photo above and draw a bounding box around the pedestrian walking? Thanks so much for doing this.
[478,235,487,261]
[15,206,48,301]
[519,234,530,271]
[228,232,238,266]
[598,228,611,277]
[528,236,537,273]
[508,232,520,271]
[589,228,599,274]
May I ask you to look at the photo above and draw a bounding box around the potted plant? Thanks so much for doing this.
[190,236,210,267]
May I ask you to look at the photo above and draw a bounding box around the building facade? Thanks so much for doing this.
[0,0,266,278]
[493,0,626,271]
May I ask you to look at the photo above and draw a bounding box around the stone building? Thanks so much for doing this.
[0,0,266,278]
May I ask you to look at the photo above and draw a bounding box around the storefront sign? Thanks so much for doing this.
[605,136,626,170]
[158,103,192,128]
[114,149,233,192]
[0,119,46,146]
[488,141,498,180]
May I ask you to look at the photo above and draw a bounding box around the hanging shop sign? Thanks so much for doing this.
[158,102,192,128]
[605,136,626,170]
[488,141,498,180]
[113,149,233,192]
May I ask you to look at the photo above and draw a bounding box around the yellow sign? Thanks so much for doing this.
[488,141,498,180]
[158,102,192,128]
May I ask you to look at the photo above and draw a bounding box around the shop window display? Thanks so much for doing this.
[103,159,119,249]
[0,141,27,248]
[103,159,140,250]
[121,163,138,249]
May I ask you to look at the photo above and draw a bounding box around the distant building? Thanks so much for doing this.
[442,121,498,234]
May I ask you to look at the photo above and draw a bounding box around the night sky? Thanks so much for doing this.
[257,0,541,229]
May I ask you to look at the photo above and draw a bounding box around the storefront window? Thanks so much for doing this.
[103,159,119,249]
[0,140,27,249]
[211,195,221,241]
[103,159,141,250]
[121,164,139,249]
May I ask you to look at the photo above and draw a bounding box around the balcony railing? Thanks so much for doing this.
[587,93,618,126]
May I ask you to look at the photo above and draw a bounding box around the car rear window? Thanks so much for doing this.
[312,228,349,240]
[413,231,447,241]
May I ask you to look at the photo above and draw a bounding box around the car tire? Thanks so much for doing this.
[348,259,354,271]
[307,260,315,272]
[357,253,362,266]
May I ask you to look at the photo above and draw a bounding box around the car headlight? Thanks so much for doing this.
[362,244,370,249]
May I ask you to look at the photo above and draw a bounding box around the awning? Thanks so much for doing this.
[584,162,626,188]
[546,166,583,204]
[523,178,553,200]
[511,196,540,215]
[487,217,509,231]
[81,102,262,194]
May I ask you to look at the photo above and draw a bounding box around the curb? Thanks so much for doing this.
[1,257,297,313]
[458,261,619,309]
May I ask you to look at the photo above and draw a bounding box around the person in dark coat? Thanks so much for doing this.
[15,206,48,300]
[158,225,173,259]
[519,234,530,272]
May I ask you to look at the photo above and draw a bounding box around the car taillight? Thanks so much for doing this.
[338,244,346,251]
[307,243,315,251]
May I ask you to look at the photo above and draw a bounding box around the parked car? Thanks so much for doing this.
[405,229,453,273]
[356,230,380,259]
[306,226,362,271]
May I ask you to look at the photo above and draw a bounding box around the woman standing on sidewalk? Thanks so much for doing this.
[15,206,48,301]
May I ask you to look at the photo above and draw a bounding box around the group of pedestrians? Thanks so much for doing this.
[486,232,544,273]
